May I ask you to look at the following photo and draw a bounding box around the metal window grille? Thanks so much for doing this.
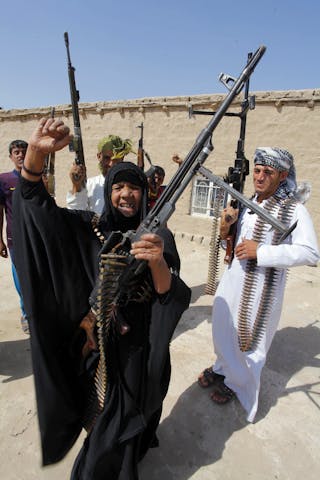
[191,176,227,217]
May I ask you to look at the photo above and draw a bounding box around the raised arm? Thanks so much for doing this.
[22,118,72,182]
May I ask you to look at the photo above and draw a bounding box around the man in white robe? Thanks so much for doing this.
[66,135,133,214]
[198,147,319,422]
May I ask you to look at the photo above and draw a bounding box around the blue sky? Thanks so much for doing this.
[1,0,319,109]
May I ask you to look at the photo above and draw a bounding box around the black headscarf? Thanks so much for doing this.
[99,162,148,233]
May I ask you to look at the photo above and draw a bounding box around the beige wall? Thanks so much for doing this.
[0,89,319,239]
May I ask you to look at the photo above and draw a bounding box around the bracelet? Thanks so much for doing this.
[22,163,44,177]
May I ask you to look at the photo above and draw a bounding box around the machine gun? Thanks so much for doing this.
[87,47,297,415]
[99,46,295,299]
[64,32,86,184]
[223,52,255,263]
[189,53,255,292]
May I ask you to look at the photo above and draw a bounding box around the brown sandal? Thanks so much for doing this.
[198,367,225,388]
[210,383,235,404]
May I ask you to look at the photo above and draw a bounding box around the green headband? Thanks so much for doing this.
[97,135,133,159]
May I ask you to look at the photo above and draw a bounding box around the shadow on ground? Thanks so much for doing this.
[173,283,212,340]
[189,283,208,303]
[141,322,320,478]
[140,381,246,479]
[0,338,32,382]
[257,321,320,420]
[173,305,212,340]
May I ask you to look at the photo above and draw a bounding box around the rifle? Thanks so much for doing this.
[64,32,86,184]
[137,122,145,170]
[43,107,56,197]
[223,52,254,263]
[137,122,155,178]
[101,46,295,297]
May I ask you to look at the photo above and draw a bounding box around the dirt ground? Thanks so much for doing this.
[0,232,319,480]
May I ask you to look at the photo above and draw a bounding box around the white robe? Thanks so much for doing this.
[212,198,319,422]
[66,174,105,214]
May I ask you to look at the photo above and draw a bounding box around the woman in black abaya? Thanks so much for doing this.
[13,118,191,480]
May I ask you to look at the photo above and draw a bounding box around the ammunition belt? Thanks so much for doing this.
[205,188,225,295]
[82,252,128,430]
[83,223,153,430]
[237,196,296,352]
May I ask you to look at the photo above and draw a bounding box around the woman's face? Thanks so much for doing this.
[111,181,142,217]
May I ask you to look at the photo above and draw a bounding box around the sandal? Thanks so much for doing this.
[210,383,235,404]
[198,367,225,388]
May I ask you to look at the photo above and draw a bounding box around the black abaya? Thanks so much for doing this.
[13,171,190,479]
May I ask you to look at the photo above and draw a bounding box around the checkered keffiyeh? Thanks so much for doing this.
[254,147,294,172]
[253,147,299,200]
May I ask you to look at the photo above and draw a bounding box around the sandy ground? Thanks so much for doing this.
[0,232,319,480]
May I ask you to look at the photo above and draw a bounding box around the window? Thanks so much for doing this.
[191,176,227,217]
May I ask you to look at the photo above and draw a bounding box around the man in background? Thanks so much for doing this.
[0,139,29,333]
[66,135,133,214]
[147,165,166,209]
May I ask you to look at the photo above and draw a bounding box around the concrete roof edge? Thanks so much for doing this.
[1,89,319,119]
